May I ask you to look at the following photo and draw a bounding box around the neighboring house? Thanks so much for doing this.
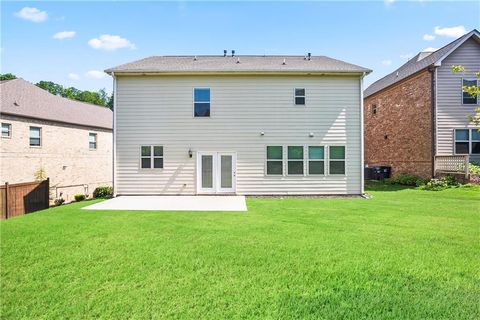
[105,54,371,195]
[364,29,480,179]
[0,78,113,202]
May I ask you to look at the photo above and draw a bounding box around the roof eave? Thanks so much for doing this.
[104,70,371,76]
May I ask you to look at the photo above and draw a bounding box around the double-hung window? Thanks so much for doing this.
[462,79,479,105]
[1,123,11,138]
[329,146,345,174]
[455,129,480,154]
[287,146,304,175]
[194,88,210,117]
[141,146,164,169]
[89,133,97,150]
[266,146,283,175]
[29,127,41,146]
[308,146,325,175]
[294,88,306,105]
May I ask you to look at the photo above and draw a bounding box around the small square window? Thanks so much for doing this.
[294,88,306,105]
[1,123,11,138]
[141,145,164,169]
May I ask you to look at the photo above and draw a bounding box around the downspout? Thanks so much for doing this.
[112,72,117,197]
[360,72,366,194]
[429,66,437,178]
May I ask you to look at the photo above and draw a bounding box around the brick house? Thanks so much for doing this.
[364,29,480,179]
[1,78,113,202]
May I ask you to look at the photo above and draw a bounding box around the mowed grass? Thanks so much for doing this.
[1,185,479,319]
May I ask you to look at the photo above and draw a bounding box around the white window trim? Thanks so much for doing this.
[265,145,284,176]
[454,128,480,155]
[140,145,164,170]
[1,123,11,139]
[461,78,479,106]
[89,132,97,150]
[193,87,211,118]
[29,126,42,147]
[294,88,306,106]
[287,146,305,176]
[307,145,326,176]
[328,145,347,176]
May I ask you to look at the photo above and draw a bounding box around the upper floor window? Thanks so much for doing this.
[141,145,164,169]
[462,79,479,105]
[1,123,11,138]
[29,127,41,147]
[371,104,377,115]
[294,88,306,105]
[194,88,210,117]
[89,133,97,150]
[455,129,480,154]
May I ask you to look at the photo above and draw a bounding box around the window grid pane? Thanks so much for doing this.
[455,129,469,141]
[288,146,303,159]
[267,161,283,175]
[455,142,469,154]
[471,129,480,141]
[141,146,151,156]
[309,161,325,175]
[141,158,151,169]
[330,146,345,159]
[309,146,324,160]
[330,161,345,174]
[288,161,304,175]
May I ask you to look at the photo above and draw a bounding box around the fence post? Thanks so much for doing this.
[5,182,9,220]
[465,156,470,180]
[45,178,50,209]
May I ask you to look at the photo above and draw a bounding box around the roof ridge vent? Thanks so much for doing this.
[236,57,240,64]
[282,58,286,65]
[193,55,197,61]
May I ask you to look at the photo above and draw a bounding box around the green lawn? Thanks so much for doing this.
[1,185,479,319]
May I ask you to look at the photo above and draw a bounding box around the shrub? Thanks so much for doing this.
[93,186,113,199]
[421,176,460,191]
[386,173,425,186]
[54,198,65,206]
[74,194,86,202]
[469,161,480,175]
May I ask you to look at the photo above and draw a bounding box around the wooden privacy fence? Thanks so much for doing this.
[0,178,50,220]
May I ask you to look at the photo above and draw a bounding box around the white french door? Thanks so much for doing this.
[197,152,236,194]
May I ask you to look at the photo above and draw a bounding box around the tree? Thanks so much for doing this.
[451,65,480,125]
[0,73,17,81]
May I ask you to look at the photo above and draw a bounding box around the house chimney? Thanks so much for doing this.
[223,49,227,57]
[232,50,235,57]
[307,53,311,60]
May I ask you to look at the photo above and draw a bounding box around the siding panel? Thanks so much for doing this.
[115,75,362,195]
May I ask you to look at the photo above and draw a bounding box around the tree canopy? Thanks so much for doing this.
[0,73,17,81]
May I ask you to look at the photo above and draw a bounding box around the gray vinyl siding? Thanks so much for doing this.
[115,75,362,195]
[436,38,480,160]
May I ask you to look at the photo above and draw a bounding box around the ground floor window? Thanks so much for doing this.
[141,145,164,169]
[29,127,41,146]
[266,146,283,175]
[308,146,325,174]
[287,146,304,175]
[455,129,480,155]
[1,123,11,138]
[329,146,346,175]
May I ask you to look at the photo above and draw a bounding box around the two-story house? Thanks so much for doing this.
[364,29,480,179]
[0,78,113,201]
[106,54,370,195]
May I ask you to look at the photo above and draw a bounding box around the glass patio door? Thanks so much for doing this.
[197,152,236,194]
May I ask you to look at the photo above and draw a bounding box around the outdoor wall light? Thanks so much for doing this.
[260,131,265,136]
[188,149,193,158]
[309,132,314,137]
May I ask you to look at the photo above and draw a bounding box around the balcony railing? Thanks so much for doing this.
[434,155,470,178]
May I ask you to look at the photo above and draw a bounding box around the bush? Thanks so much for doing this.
[421,176,460,191]
[93,186,113,199]
[54,198,65,206]
[469,161,480,175]
[74,194,86,202]
[386,173,425,186]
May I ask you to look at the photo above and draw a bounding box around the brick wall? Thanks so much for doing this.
[364,69,433,179]
[0,115,112,202]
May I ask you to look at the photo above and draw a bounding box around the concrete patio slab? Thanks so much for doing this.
[82,196,247,211]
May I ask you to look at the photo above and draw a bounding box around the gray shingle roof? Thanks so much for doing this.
[0,78,112,130]
[105,55,371,74]
[365,29,480,98]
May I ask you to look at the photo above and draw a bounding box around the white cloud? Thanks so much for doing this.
[423,34,435,41]
[381,59,392,66]
[53,31,76,40]
[88,34,135,51]
[384,0,395,6]
[85,70,107,79]
[422,47,438,52]
[400,53,414,59]
[14,7,47,23]
[68,73,80,80]
[434,25,467,38]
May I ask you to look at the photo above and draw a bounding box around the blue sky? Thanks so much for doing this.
[2,1,479,93]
